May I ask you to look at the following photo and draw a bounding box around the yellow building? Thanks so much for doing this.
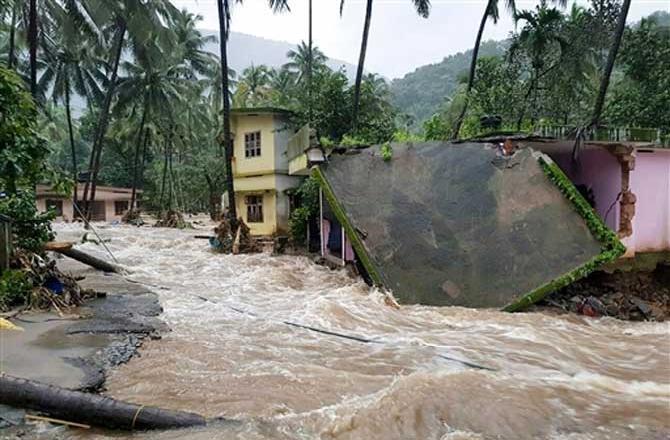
[230,108,303,236]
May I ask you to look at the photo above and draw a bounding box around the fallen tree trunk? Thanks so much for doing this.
[0,375,207,431]
[57,247,122,273]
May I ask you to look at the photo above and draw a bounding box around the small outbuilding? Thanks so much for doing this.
[36,184,140,222]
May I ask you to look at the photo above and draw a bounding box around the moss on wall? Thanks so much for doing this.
[313,167,384,286]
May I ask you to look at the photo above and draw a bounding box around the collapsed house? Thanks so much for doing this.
[312,141,625,310]
[520,138,670,258]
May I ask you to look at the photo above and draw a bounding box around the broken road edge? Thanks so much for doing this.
[312,151,626,312]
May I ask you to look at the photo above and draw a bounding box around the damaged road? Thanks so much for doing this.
[0,258,165,395]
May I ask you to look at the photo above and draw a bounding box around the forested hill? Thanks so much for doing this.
[389,40,507,125]
[202,31,358,80]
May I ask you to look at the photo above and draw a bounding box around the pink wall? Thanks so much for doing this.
[550,149,622,231]
[629,150,670,253]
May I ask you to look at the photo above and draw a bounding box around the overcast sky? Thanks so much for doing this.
[172,0,669,79]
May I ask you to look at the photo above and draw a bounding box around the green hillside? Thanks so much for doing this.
[389,40,507,125]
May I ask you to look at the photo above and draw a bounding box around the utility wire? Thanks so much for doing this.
[150,284,496,371]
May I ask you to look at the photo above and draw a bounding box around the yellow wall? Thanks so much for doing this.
[232,114,278,177]
[235,191,277,236]
[230,112,301,236]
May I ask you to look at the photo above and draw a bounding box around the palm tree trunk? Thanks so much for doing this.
[516,72,537,131]
[28,0,38,97]
[159,135,169,210]
[81,22,126,219]
[8,6,16,69]
[64,82,78,205]
[352,0,373,132]
[130,103,148,212]
[452,0,491,140]
[307,0,313,122]
[216,0,237,225]
[589,0,631,128]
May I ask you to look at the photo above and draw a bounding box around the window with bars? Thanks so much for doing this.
[246,195,263,223]
[244,131,261,158]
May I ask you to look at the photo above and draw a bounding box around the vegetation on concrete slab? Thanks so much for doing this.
[504,155,626,312]
[312,167,383,286]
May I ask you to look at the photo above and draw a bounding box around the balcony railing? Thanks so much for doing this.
[537,125,668,146]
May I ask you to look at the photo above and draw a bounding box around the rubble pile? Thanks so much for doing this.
[121,209,144,226]
[5,251,96,313]
[154,210,191,229]
[212,217,261,254]
[540,265,669,321]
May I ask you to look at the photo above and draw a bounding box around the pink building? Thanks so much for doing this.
[36,184,140,222]
[525,140,670,257]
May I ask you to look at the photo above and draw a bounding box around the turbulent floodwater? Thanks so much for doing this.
[52,223,669,440]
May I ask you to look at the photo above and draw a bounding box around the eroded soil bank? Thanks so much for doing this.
[3,223,669,439]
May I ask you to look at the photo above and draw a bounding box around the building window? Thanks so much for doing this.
[114,201,129,216]
[246,195,263,223]
[46,199,63,216]
[244,131,261,158]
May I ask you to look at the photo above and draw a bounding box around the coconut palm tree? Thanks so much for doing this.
[115,42,191,213]
[215,0,290,225]
[38,2,104,204]
[28,0,37,96]
[589,0,631,128]
[285,41,327,83]
[233,64,271,107]
[343,0,430,132]
[170,9,218,79]
[451,0,516,139]
[510,4,566,129]
[74,0,178,219]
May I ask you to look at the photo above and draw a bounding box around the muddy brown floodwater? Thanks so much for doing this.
[51,223,669,440]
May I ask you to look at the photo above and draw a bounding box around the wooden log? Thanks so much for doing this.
[0,375,207,431]
[57,247,122,273]
[44,241,74,252]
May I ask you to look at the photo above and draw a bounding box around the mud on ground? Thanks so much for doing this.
[0,257,166,432]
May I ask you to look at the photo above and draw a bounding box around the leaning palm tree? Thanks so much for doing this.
[588,0,631,128]
[343,0,430,132]
[452,0,568,139]
[215,0,290,225]
[73,0,178,219]
[451,0,516,139]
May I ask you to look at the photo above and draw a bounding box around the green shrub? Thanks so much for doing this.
[288,176,320,244]
[0,67,50,194]
[0,269,32,311]
[380,142,393,161]
[0,191,55,253]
